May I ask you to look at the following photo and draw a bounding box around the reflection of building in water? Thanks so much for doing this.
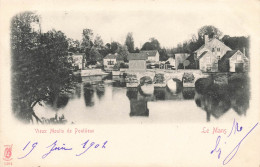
[126,88,149,117]
[96,82,105,99]
[83,83,95,107]
[112,76,126,87]
[129,99,149,117]
[194,75,249,122]
[154,88,166,100]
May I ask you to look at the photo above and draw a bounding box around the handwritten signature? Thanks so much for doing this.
[210,119,258,165]
[17,139,108,159]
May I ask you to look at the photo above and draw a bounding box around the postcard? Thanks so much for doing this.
[0,0,260,166]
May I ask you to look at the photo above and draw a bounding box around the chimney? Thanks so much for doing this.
[205,35,209,45]
[243,47,246,56]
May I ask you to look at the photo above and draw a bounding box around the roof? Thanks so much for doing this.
[104,54,118,59]
[194,38,231,53]
[219,50,239,62]
[69,52,85,56]
[127,53,147,60]
[194,44,205,53]
[198,51,209,59]
[140,50,158,57]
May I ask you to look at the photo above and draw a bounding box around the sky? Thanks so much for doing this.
[37,1,250,48]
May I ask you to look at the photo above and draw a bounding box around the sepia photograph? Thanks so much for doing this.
[1,0,260,166]
[11,10,250,124]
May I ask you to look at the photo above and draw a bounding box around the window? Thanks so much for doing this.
[212,48,215,52]
[217,56,220,60]
[108,60,114,65]
[217,48,220,52]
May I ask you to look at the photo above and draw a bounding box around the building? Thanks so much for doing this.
[194,35,232,72]
[71,52,85,70]
[166,57,175,66]
[218,50,249,72]
[127,53,147,71]
[175,53,190,69]
[103,53,119,69]
[140,50,160,62]
[198,51,219,72]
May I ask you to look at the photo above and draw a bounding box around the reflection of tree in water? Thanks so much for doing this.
[83,83,95,107]
[96,82,105,99]
[228,77,249,116]
[126,88,149,117]
[73,84,81,98]
[195,75,249,122]
[182,88,195,99]
[47,92,69,109]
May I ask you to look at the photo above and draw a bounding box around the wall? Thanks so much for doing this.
[197,39,232,60]
[229,51,248,72]
[103,58,117,67]
[199,52,218,72]
[129,60,146,71]
[147,52,159,62]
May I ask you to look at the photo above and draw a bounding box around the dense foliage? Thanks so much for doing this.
[11,12,77,123]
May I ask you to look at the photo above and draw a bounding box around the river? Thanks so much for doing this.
[34,74,249,124]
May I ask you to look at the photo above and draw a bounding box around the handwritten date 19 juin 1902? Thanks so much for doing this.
[17,139,108,159]
[210,119,258,165]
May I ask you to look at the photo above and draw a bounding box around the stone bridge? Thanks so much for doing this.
[126,69,210,86]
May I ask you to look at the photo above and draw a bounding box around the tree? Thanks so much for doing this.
[68,38,80,52]
[158,49,168,61]
[81,28,94,60]
[150,38,161,50]
[40,30,75,111]
[89,47,102,62]
[11,12,43,122]
[110,41,119,53]
[116,44,129,62]
[141,38,161,50]
[221,35,249,57]
[94,34,104,49]
[198,25,222,39]
[141,42,154,50]
[11,12,77,123]
[125,32,135,53]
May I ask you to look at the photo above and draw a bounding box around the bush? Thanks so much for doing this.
[183,72,195,83]
[120,62,128,68]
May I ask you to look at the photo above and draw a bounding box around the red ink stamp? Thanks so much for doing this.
[3,145,13,161]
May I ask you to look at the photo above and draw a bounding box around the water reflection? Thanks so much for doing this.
[127,88,149,117]
[112,76,126,87]
[154,88,166,100]
[83,83,95,107]
[194,75,249,122]
[70,84,81,99]
[47,93,70,109]
[182,88,195,99]
[36,74,249,124]
[96,82,105,99]
[228,77,249,116]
